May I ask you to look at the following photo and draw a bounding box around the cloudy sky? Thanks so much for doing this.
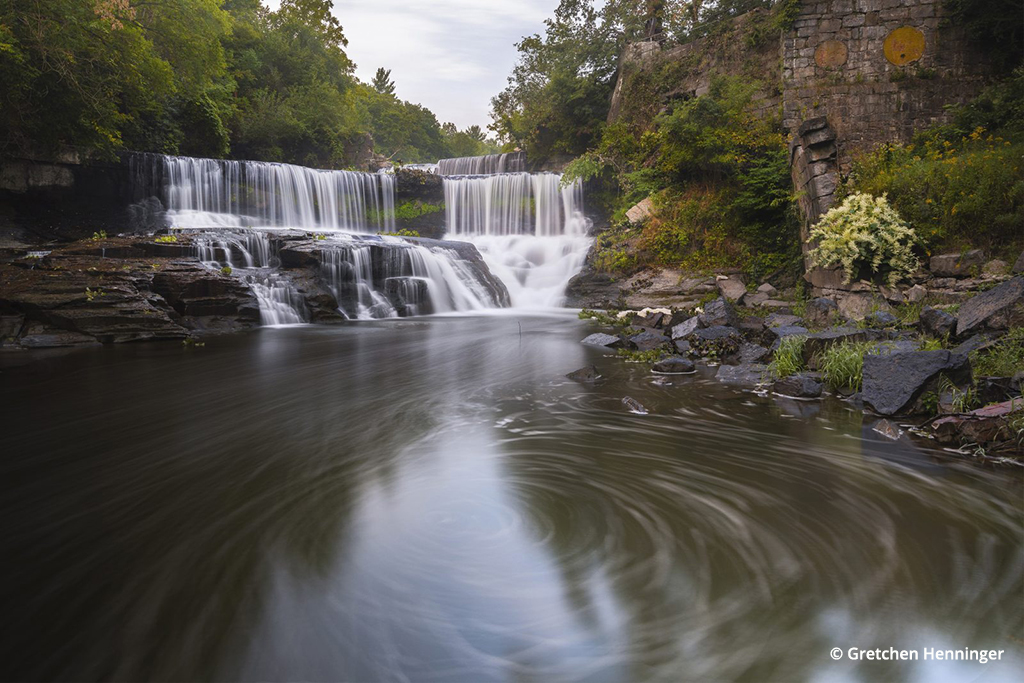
[274,0,560,132]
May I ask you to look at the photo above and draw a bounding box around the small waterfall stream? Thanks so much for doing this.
[442,171,591,308]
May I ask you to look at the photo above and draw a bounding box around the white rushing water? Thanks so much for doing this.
[437,152,526,176]
[132,153,395,232]
[443,172,591,308]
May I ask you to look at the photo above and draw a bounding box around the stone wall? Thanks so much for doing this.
[783,0,990,172]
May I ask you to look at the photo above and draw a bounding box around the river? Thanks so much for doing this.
[1,313,1021,681]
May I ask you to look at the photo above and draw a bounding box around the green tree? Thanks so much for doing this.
[372,68,396,96]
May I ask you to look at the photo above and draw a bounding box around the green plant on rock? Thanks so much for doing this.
[767,335,807,379]
[616,348,667,363]
[808,193,921,286]
[84,287,105,302]
[221,266,232,275]
[154,235,178,243]
[378,229,421,238]
[819,341,875,392]
[91,231,108,241]
[971,327,1024,377]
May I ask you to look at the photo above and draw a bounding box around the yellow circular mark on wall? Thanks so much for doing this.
[884,26,925,66]
[815,40,848,68]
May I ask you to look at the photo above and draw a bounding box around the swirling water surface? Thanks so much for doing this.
[0,313,1021,682]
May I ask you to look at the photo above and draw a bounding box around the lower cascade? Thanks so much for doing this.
[184,229,508,324]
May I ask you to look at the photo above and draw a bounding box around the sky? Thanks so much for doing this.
[268,1,560,132]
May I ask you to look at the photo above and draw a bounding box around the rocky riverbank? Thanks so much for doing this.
[0,231,509,349]
[570,261,1024,460]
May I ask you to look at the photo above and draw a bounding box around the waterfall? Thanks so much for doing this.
[129,153,395,232]
[437,152,526,176]
[318,236,504,319]
[441,172,591,307]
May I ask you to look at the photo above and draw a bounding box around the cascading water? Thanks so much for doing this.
[437,152,526,176]
[130,153,395,232]
[442,171,591,308]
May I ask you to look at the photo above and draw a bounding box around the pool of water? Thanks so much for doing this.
[1,313,1021,681]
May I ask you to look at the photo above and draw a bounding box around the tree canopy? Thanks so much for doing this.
[0,0,496,167]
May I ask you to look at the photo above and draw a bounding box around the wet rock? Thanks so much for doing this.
[621,396,648,414]
[564,269,626,309]
[930,249,986,277]
[581,332,620,348]
[17,321,102,348]
[919,306,956,338]
[805,297,839,326]
[716,363,767,387]
[872,419,904,441]
[862,350,972,415]
[673,339,691,355]
[566,365,601,381]
[772,373,823,398]
[670,316,702,340]
[151,265,261,322]
[698,297,740,328]
[652,356,696,374]
[716,276,747,302]
[629,329,669,351]
[956,276,1024,336]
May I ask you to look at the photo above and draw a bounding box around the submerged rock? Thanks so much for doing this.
[862,350,972,416]
[652,356,695,374]
[621,396,648,414]
[716,363,767,387]
[566,365,601,381]
[772,373,823,399]
[932,400,1023,454]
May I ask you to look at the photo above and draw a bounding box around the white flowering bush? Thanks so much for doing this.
[808,193,920,285]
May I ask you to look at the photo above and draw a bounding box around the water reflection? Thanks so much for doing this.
[0,314,1020,681]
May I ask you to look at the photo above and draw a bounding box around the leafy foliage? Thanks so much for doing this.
[971,327,1024,377]
[808,193,921,286]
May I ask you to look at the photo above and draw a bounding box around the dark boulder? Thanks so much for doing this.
[698,297,740,328]
[566,365,601,381]
[673,339,692,355]
[802,328,872,368]
[919,306,956,338]
[690,325,742,359]
[652,356,696,374]
[862,350,972,415]
[955,276,1024,336]
[629,329,670,351]
[804,297,838,327]
[772,373,823,398]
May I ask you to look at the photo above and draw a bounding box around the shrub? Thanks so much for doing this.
[767,335,807,378]
[845,132,1024,258]
[807,193,920,285]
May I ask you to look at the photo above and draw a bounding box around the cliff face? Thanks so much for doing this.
[608,0,990,172]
